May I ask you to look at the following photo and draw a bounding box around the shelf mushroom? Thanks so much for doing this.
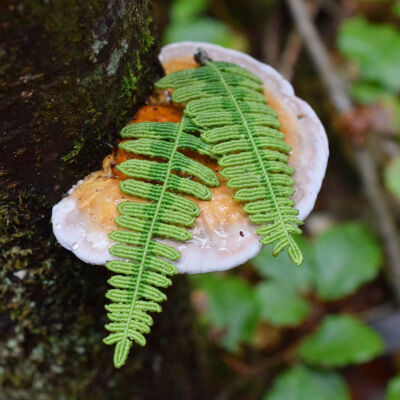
[52,41,329,274]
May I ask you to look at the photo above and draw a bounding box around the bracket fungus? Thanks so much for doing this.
[52,41,328,274]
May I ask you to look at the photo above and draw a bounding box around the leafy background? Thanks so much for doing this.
[156,0,400,398]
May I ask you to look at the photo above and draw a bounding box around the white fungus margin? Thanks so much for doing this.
[52,41,329,274]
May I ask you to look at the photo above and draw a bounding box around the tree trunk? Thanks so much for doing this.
[0,1,209,398]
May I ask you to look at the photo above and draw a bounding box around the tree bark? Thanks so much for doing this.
[0,1,209,398]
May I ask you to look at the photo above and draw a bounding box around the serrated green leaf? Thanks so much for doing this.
[312,222,382,300]
[385,376,400,400]
[256,281,310,326]
[190,274,259,351]
[384,157,400,201]
[264,365,350,400]
[298,315,384,367]
[338,17,400,93]
[252,237,313,294]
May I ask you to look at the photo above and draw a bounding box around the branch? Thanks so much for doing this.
[285,0,400,304]
[278,0,320,80]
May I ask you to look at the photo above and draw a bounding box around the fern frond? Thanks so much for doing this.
[105,116,219,368]
[156,61,303,265]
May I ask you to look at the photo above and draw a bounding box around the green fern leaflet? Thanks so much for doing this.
[105,117,219,367]
[156,61,303,265]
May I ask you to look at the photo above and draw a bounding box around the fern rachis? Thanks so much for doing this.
[156,61,304,265]
[209,63,300,261]
[105,116,218,367]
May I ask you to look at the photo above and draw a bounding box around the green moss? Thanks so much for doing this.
[62,138,84,163]
[121,63,138,99]
[143,30,156,52]
[135,51,143,71]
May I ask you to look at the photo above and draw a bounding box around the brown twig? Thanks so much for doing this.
[221,344,297,377]
[285,0,400,304]
[278,0,320,80]
[285,0,351,112]
[279,30,304,80]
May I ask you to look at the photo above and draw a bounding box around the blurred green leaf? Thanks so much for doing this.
[190,274,259,350]
[385,376,400,400]
[252,237,314,294]
[163,17,248,52]
[393,2,400,19]
[264,365,350,400]
[379,95,400,131]
[384,157,400,200]
[253,223,382,301]
[298,315,384,367]
[349,88,400,133]
[338,17,400,93]
[169,0,209,22]
[312,222,382,300]
[256,282,310,326]
[351,81,388,104]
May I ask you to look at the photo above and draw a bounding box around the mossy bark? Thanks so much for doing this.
[0,1,208,398]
